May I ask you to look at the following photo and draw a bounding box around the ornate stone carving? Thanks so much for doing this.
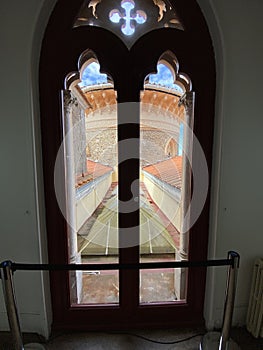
[178,91,194,110]
[63,90,78,112]
[74,0,184,49]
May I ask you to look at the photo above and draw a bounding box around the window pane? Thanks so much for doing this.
[59,60,119,305]
[139,60,192,303]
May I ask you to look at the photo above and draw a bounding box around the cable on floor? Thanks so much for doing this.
[43,331,204,345]
[107,331,205,345]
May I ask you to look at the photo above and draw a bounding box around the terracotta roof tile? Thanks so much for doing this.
[143,156,182,189]
[76,160,113,188]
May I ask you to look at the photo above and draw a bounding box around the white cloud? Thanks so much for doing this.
[79,62,183,92]
[149,64,183,92]
[81,62,108,86]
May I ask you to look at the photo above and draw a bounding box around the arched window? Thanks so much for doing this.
[40,0,215,329]
[165,138,177,157]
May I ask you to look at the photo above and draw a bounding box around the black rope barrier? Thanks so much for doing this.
[0,251,240,350]
[0,255,238,274]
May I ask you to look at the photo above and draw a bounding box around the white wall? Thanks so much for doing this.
[198,0,263,328]
[143,172,181,231]
[0,0,263,337]
[0,0,56,338]
[76,174,112,230]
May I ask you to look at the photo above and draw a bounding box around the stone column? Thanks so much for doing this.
[62,90,82,303]
[175,91,195,299]
[180,91,195,259]
[71,86,89,176]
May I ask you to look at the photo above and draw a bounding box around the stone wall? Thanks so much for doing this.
[85,117,180,168]
[86,128,117,167]
[141,129,172,166]
[85,127,180,168]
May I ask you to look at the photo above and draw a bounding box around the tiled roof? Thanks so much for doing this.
[143,156,182,189]
[75,160,113,188]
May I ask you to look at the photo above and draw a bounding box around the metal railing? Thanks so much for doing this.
[1,251,240,350]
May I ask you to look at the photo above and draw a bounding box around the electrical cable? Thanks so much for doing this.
[44,331,204,345]
[107,331,205,345]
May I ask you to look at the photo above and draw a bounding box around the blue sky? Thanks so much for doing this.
[149,64,183,92]
[178,123,184,156]
[79,62,108,87]
[79,62,183,92]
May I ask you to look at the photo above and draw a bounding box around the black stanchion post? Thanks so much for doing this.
[0,261,46,350]
[0,252,240,350]
[1,261,24,350]
[219,251,240,349]
[199,251,240,350]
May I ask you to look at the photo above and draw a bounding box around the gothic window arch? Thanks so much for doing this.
[39,0,216,330]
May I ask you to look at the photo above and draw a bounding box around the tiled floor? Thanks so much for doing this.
[80,255,178,304]
[1,327,263,349]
